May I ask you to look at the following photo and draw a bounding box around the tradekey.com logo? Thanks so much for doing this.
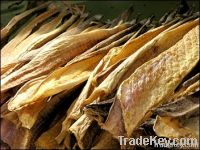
[118,136,199,148]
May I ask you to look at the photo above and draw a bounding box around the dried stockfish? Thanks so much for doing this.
[2,24,128,93]
[8,51,106,128]
[55,18,171,146]
[1,7,59,66]
[80,18,199,108]
[114,25,199,137]
[1,11,68,75]
[1,2,51,40]
[1,14,79,77]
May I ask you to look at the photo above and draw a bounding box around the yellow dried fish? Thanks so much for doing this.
[55,21,171,145]
[81,19,199,108]
[0,2,51,40]
[5,25,134,130]
[7,50,108,111]
[2,24,127,93]
[66,23,169,120]
[153,116,199,140]
[117,25,199,137]
[1,7,59,66]
[1,14,78,77]
[1,11,67,75]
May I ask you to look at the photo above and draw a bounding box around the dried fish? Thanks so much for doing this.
[2,24,128,93]
[1,7,59,66]
[1,2,51,40]
[153,115,199,140]
[1,14,79,77]
[80,18,199,108]
[55,17,173,146]
[114,25,199,137]
[1,2,199,149]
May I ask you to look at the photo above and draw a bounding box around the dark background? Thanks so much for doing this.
[1,0,199,28]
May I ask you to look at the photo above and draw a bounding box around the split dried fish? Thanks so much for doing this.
[114,25,199,137]
[1,2,199,149]
[2,24,128,93]
[1,7,59,66]
[1,14,79,78]
[0,2,51,41]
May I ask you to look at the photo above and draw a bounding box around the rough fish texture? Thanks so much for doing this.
[8,50,106,111]
[118,25,199,137]
[0,2,51,40]
[153,115,199,140]
[1,8,58,66]
[1,13,78,76]
[81,19,199,108]
[2,24,127,93]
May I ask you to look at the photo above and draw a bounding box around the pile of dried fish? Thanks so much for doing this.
[1,1,199,149]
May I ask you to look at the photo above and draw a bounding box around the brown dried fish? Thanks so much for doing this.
[0,2,51,41]
[1,7,59,66]
[91,130,120,149]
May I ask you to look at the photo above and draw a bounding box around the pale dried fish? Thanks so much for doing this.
[81,19,199,108]
[117,25,199,137]
[2,24,128,93]
[1,14,79,77]
[153,115,199,140]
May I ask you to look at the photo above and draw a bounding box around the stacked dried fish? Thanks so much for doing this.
[1,1,199,150]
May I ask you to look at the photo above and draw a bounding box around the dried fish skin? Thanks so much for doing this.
[1,8,59,66]
[0,2,51,40]
[153,115,199,140]
[1,24,128,93]
[118,25,199,137]
[81,19,199,108]
[7,50,107,111]
[2,11,68,65]
[1,14,79,78]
